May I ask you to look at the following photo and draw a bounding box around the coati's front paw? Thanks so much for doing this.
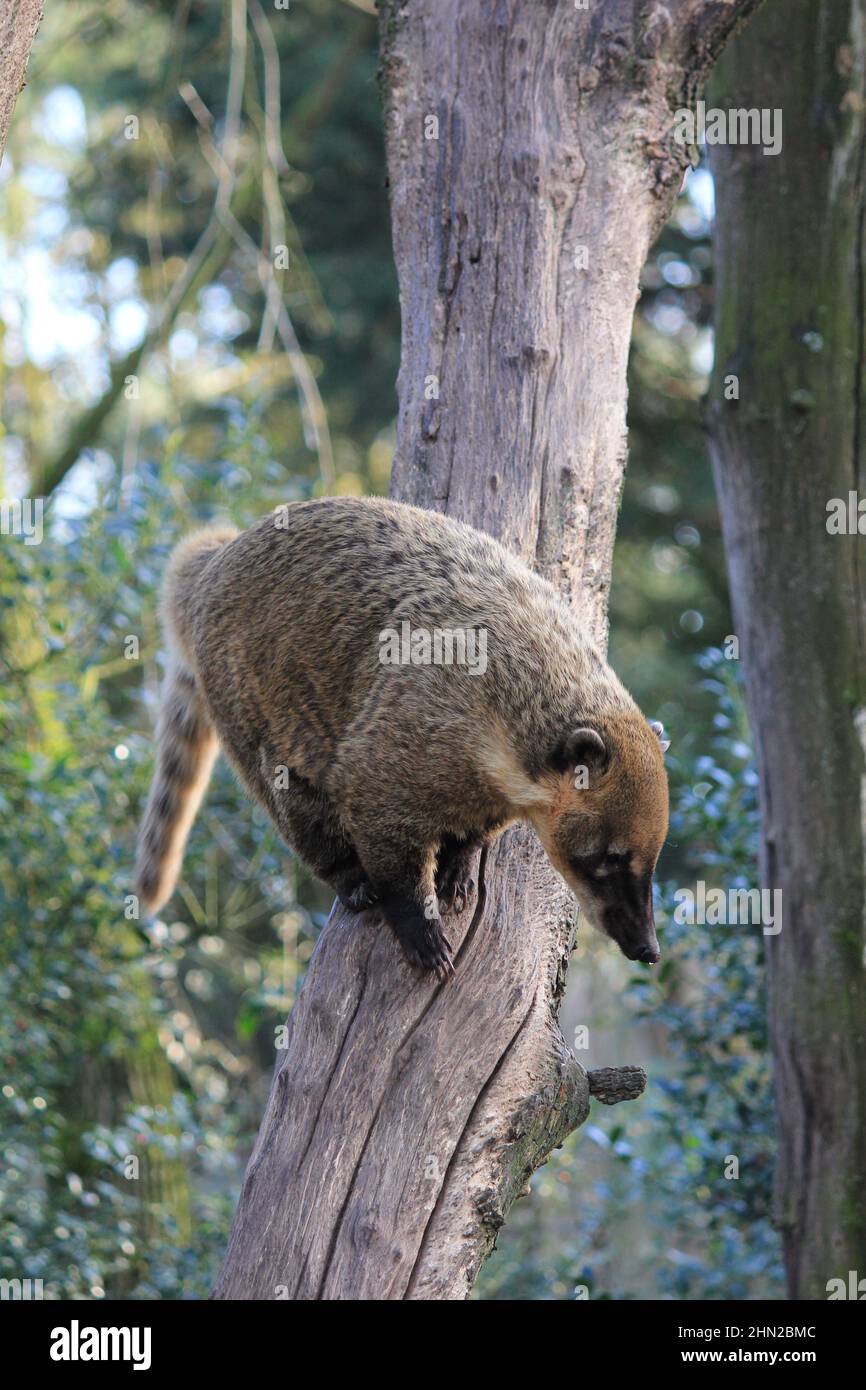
[404,917,455,982]
[437,869,475,916]
[381,894,455,982]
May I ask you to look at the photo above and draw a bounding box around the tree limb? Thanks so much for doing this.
[0,0,43,168]
[663,0,768,82]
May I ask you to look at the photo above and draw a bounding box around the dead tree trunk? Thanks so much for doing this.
[0,1,43,167]
[213,0,764,1301]
[708,0,866,1299]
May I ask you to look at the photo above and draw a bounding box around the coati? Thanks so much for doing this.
[136,496,669,981]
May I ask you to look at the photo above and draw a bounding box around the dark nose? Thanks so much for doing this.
[635,944,660,965]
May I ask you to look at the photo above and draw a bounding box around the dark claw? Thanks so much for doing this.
[456,880,473,913]
[407,927,455,982]
[438,877,474,917]
[434,935,456,983]
[434,960,452,983]
[380,890,457,981]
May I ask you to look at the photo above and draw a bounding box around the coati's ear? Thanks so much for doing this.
[648,719,671,753]
[551,727,608,778]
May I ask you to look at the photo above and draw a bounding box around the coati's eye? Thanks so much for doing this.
[570,848,628,879]
[597,849,629,875]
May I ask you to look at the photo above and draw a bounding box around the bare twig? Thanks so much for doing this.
[41,4,247,501]
[661,0,768,77]
[181,82,334,486]
[249,0,291,178]
[249,0,292,353]
[39,0,336,496]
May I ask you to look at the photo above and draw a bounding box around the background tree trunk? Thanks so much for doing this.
[0,1,43,167]
[708,0,866,1299]
[214,0,763,1301]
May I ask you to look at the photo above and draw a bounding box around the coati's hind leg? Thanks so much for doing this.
[261,765,377,909]
[436,834,482,916]
[346,828,455,982]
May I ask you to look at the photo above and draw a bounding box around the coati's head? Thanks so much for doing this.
[533,714,670,965]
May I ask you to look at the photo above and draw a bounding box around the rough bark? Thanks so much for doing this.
[214,0,763,1301]
[708,0,866,1299]
[0,0,43,168]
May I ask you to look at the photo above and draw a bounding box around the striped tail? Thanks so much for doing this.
[135,527,237,915]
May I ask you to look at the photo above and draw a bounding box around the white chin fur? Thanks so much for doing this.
[573,890,601,934]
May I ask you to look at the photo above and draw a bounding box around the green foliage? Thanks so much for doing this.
[0,465,328,1299]
[0,0,396,1301]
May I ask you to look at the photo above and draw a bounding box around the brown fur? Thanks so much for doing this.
[135,497,669,977]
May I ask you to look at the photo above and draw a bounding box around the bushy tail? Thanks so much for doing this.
[135,527,238,915]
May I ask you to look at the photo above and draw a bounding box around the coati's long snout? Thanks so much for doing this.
[573,873,661,965]
[136,497,670,980]
[532,717,669,966]
[606,904,660,965]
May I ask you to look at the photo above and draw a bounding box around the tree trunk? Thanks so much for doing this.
[708,0,866,1299]
[214,0,764,1301]
[0,1,43,167]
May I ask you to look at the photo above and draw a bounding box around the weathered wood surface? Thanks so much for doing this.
[214,0,764,1301]
[0,1,43,168]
